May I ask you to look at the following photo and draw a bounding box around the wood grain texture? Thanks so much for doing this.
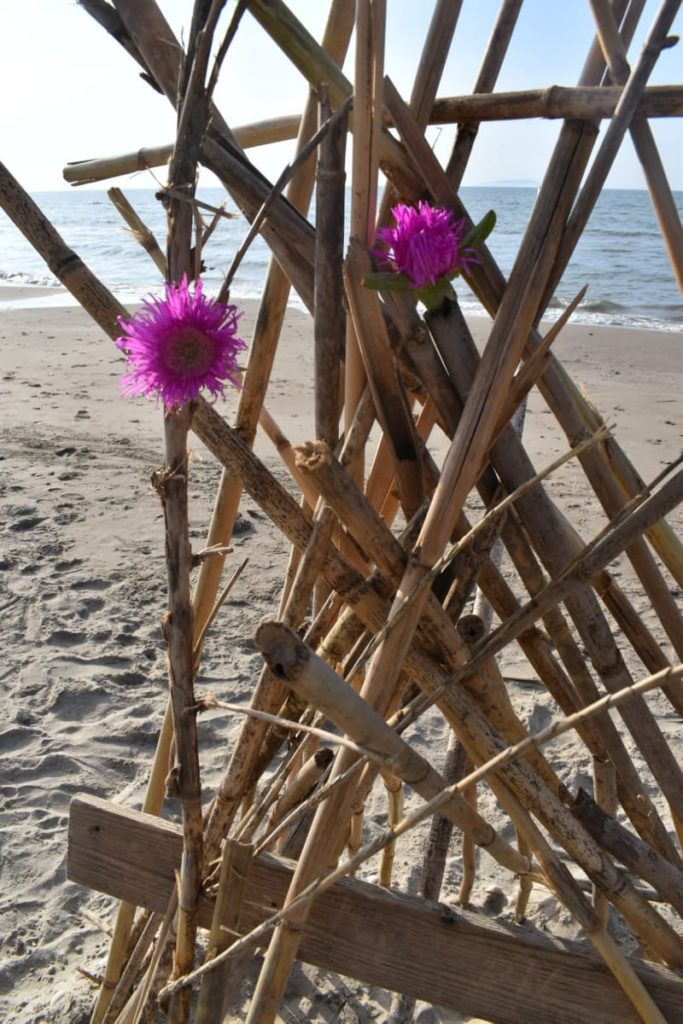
[68,795,683,1024]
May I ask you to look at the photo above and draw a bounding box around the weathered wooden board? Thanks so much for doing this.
[68,795,683,1024]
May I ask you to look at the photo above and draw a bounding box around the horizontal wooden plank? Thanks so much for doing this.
[68,795,683,1024]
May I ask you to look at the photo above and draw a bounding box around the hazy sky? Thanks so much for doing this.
[2,0,681,193]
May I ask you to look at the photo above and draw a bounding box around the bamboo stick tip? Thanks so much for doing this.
[254,620,308,682]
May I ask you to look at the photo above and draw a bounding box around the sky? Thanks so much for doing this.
[1,0,681,194]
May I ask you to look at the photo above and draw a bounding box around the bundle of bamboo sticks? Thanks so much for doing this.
[1,1,682,1022]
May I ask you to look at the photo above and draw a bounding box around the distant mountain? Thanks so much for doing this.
[472,178,539,188]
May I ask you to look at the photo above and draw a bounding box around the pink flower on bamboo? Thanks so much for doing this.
[115,276,246,409]
[374,201,476,289]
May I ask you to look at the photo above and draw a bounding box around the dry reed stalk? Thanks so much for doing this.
[589,0,683,290]
[255,406,319,509]
[114,894,176,1024]
[490,286,586,444]
[107,188,167,275]
[458,777,477,906]
[228,505,342,800]
[364,396,433,528]
[269,749,334,832]
[202,500,340,856]
[573,791,683,917]
[102,913,163,1024]
[421,737,468,902]
[592,569,683,716]
[439,82,683,123]
[63,115,303,184]
[407,472,683,744]
[194,840,254,1023]
[378,770,403,887]
[445,0,523,187]
[342,0,384,490]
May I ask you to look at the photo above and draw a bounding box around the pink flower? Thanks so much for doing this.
[375,202,475,289]
[115,276,246,409]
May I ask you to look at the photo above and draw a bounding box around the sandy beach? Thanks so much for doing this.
[0,290,681,1023]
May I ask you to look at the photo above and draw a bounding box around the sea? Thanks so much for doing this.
[1,185,681,332]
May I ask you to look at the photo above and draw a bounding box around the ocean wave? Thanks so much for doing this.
[0,269,60,288]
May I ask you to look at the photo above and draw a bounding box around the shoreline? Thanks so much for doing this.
[1,282,682,335]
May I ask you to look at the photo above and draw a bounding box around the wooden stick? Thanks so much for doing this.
[161,5,219,1010]
[573,790,683,916]
[194,841,254,1023]
[107,187,167,275]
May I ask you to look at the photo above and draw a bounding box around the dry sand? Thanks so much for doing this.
[0,291,681,1022]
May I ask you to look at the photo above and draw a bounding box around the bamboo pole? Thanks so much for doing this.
[314,89,347,448]
[446,0,523,187]
[344,240,425,518]
[378,0,463,223]
[61,85,683,188]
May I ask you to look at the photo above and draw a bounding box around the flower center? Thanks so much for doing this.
[165,327,214,376]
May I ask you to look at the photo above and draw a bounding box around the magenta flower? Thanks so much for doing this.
[374,201,476,289]
[115,276,246,409]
